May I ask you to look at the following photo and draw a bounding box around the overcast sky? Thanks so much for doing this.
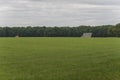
[0,0,120,26]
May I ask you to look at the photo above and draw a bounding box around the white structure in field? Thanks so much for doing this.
[15,35,19,38]
[82,33,92,38]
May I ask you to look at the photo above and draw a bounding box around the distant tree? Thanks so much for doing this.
[91,25,111,37]
[0,23,119,37]
[108,23,120,37]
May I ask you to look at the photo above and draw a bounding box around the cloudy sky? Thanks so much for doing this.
[0,0,120,26]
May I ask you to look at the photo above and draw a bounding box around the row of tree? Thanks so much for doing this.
[0,23,119,37]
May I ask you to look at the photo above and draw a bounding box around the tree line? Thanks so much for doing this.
[0,23,120,37]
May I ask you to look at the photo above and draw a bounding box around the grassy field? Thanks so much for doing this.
[0,37,120,80]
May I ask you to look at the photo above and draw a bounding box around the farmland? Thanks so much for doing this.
[0,37,120,80]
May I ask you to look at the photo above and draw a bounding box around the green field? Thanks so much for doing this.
[0,38,120,80]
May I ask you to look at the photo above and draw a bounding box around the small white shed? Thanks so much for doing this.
[82,33,92,38]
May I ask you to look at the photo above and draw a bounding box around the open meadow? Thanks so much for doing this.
[0,37,120,80]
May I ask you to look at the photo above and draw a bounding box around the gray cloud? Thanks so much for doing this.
[29,0,120,5]
[0,0,120,26]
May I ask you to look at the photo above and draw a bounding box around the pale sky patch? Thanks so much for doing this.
[0,0,120,26]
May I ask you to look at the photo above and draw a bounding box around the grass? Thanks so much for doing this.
[0,37,120,80]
